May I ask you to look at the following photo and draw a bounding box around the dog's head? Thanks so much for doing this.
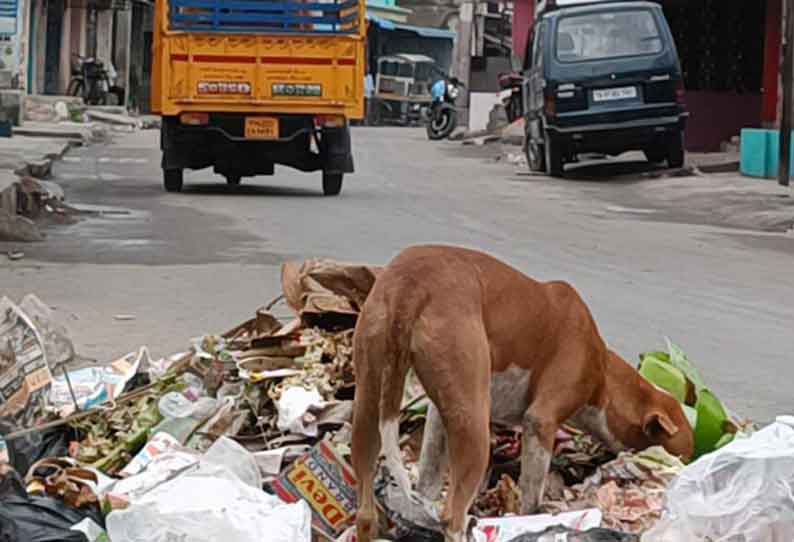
[638,387,695,461]
[604,351,695,462]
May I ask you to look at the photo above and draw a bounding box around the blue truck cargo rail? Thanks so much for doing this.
[169,0,361,33]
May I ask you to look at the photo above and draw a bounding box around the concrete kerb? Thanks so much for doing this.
[0,137,74,179]
[0,172,44,242]
[0,130,78,241]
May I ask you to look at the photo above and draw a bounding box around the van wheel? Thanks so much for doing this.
[545,132,564,178]
[644,148,667,164]
[164,169,183,192]
[667,131,685,168]
[527,138,546,172]
[323,173,343,196]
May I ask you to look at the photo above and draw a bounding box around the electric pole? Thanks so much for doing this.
[779,0,794,187]
[454,0,475,128]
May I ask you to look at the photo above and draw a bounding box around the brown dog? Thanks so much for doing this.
[351,245,694,542]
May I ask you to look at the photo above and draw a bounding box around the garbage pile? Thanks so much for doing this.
[0,258,781,542]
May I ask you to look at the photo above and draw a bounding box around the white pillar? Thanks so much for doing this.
[115,8,132,106]
[59,7,72,93]
[96,9,113,64]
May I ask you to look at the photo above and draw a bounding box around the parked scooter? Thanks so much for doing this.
[68,54,125,106]
[423,74,464,140]
[498,71,525,123]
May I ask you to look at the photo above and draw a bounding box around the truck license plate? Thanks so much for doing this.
[244,117,279,139]
[592,86,637,102]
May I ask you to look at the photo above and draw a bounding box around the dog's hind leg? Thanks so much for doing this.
[352,314,387,542]
[411,314,491,542]
[352,300,412,542]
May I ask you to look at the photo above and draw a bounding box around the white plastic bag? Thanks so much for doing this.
[106,437,310,542]
[276,386,326,436]
[473,509,603,542]
[643,417,794,542]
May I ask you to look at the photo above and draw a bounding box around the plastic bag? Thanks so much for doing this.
[106,437,309,542]
[474,510,603,542]
[0,420,71,475]
[1,464,104,542]
[276,386,326,436]
[507,526,639,542]
[201,434,262,489]
[643,416,794,542]
[374,467,443,542]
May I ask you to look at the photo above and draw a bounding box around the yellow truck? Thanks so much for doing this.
[151,0,365,195]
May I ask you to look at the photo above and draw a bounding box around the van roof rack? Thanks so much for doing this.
[536,0,628,15]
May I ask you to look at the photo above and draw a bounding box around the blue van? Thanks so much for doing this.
[523,1,688,177]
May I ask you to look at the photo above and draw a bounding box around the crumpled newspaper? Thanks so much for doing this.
[540,447,685,534]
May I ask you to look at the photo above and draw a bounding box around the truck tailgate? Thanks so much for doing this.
[163,33,363,115]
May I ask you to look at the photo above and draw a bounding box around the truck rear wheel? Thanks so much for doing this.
[322,172,343,196]
[667,131,685,169]
[164,169,183,192]
[527,138,546,173]
[545,132,564,178]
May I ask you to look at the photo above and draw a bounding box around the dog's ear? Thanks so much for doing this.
[643,411,679,438]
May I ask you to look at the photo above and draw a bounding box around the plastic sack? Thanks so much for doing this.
[1,465,104,542]
[106,436,310,542]
[642,416,794,542]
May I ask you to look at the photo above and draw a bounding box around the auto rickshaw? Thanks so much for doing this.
[370,54,436,126]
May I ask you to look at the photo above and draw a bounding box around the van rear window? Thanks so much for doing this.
[556,10,663,63]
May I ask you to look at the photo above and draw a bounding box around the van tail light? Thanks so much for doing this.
[675,80,686,105]
[544,94,556,117]
[315,115,346,128]
[180,112,209,125]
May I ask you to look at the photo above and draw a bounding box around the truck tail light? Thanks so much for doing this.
[544,94,556,117]
[315,115,345,128]
[180,112,209,125]
[675,80,686,105]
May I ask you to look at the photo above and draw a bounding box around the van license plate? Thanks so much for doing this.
[244,117,279,139]
[592,86,637,102]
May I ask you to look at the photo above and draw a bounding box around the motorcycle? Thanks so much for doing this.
[68,54,125,106]
[423,75,464,140]
[498,71,525,123]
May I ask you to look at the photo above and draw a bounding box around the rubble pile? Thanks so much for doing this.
[0,258,775,542]
[22,95,160,135]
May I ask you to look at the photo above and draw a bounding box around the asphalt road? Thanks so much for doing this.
[1,127,792,423]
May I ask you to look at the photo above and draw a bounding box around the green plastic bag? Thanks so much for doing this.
[639,356,688,404]
[639,339,734,459]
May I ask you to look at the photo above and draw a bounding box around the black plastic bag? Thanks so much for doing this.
[0,419,72,475]
[0,465,104,542]
[507,526,640,542]
[374,467,445,542]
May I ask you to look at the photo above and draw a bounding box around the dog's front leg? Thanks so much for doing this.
[417,401,448,502]
[518,412,554,515]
